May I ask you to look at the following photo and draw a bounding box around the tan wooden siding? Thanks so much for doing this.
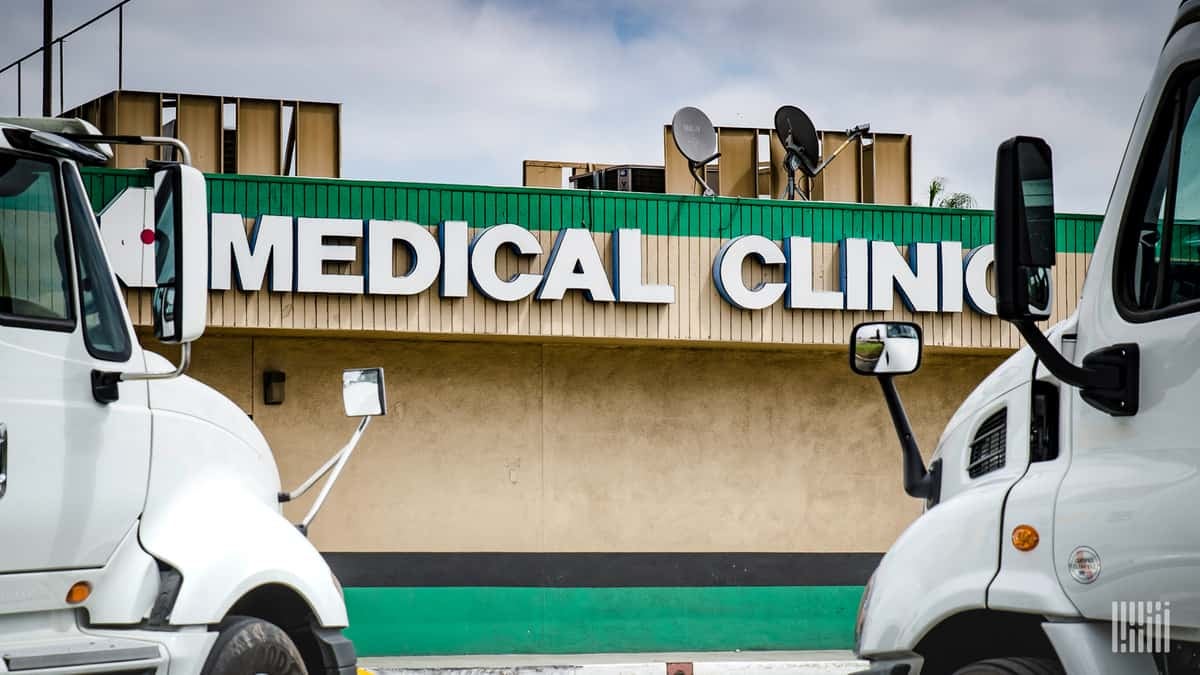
[177,95,223,174]
[113,91,161,169]
[237,99,283,176]
[296,102,340,178]
[871,135,913,206]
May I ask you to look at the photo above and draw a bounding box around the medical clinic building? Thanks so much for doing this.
[70,92,1099,657]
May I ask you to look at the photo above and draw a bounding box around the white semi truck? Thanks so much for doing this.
[852,3,1200,674]
[0,119,386,674]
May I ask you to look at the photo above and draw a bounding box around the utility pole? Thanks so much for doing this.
[42,0,53,116]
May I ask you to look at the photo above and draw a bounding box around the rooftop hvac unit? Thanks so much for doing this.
[569,165,665,193]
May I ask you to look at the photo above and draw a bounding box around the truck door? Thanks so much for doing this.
[0,155,151,573]
[1058,29,1200,630]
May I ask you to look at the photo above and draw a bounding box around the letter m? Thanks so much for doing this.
[211,214,294,291]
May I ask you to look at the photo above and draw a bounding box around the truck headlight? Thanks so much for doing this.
[855,572,875,655]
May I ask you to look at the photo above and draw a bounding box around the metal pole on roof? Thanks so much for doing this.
[17,62,22,115]
[42,0,53,116]
[117,5,123,90]
[59,40,64,114]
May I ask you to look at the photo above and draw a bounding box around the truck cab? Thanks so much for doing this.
[852,3,1200,674]
[0,120,379,675]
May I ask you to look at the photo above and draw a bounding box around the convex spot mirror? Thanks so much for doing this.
[343,367,387,417]
[151,163,208,343]
[849,322,923,376]
[995,136,1055,321]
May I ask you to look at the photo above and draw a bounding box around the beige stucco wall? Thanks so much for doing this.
[161,331,1004,553]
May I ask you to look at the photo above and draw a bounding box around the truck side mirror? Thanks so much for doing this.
[343,368,387,417]
[282,366,389,536]
[994,136,1055,321]
[151,163,208,343]
[850,322,923,376]
[846,321,938,503]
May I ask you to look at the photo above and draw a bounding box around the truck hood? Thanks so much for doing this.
[938,345,1037,453]
[143,351,279,495]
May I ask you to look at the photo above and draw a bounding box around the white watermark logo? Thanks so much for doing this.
[1112,601,1171,653]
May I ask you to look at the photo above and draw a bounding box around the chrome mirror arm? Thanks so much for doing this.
[92,343,192,404]
[279,442,346,504]
[63,133,192,166]
[121,342,192,381]
[287,416,372,536]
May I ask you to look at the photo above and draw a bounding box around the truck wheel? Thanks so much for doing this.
[200,616,308,675]
[951,657,1063,675]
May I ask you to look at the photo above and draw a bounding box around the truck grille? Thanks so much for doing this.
[967,410,1006,478]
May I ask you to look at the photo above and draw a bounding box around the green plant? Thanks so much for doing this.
[927,176,976,209]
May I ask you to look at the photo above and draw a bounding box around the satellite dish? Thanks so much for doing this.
[671,107,720,196]
[774,105,871,200]
[774,105,820,179]
[672,107,717,164]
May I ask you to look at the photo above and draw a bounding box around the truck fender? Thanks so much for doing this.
[139,479,347,628]
[137,409,347,628]
[857,482,1009,655]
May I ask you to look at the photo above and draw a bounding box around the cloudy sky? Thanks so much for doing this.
[0,0,1181,213]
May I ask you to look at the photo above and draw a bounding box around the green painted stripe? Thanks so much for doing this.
[79,167,1102,253]
[343,585,863,656]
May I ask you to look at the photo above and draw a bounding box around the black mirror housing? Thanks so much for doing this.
[844,323,939,505]
[995,136,1055,321]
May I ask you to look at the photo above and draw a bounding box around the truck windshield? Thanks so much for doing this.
[0,153,74,330]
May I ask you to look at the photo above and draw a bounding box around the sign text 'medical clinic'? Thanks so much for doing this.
[99,188,999,315]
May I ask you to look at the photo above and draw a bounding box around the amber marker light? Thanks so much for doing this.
[65,581,91,604]
[1012,525,1040,551]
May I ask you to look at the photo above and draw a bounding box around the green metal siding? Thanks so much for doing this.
[343,586,863,656]
[81,167,1102,253]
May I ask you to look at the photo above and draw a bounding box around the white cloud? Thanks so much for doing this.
[0,0,1180,211]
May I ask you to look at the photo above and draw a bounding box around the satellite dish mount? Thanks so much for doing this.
[774,105,870,200]
[671,107,721,196]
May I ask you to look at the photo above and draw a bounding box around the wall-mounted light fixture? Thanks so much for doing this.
[263,370,286,405]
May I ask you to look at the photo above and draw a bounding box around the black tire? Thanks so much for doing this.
[951,657,1064,675]
[200,616,308,675]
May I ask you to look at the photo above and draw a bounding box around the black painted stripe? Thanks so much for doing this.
[323,552,882,588]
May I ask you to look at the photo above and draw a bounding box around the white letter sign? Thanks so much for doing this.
[365,220,440,295]
[784,236,843,310]
[211,214,294,292]
[95,187,1013,318]
[964,245,997,315]
[295,218,363,294]
[613,229,674,304]
[713,235,787,310]
[939,241,964,312]
[469,224,543,301]
[537,229,615,302]
[439,220,469,298]
[870,241,939,312]
[839,238,870,310]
